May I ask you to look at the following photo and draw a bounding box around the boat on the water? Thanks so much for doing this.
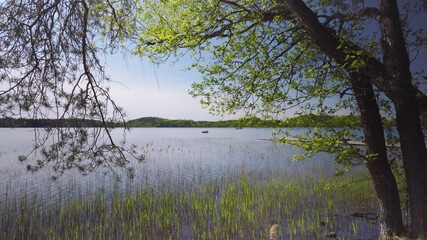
[202,130,208,133]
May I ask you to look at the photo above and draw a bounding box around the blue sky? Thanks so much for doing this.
[105,1,427,121]
[106,47,427,122]
[106,54,232,121]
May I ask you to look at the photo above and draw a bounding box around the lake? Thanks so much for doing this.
[0,128,341,196]
[0,128,379,239]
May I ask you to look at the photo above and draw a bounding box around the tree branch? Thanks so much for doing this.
[279,0,427,113]
[320,7,381,25]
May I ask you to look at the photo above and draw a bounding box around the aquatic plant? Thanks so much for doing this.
[0,170,378,239]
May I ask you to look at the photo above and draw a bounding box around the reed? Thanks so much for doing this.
[0,170,378,239]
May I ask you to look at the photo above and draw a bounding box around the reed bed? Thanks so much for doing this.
[0,171,378,239]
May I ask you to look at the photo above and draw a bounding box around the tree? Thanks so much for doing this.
[283,0,427,237]
[377,0,427,236]
[134,0,426,238]
[0,0,142,178]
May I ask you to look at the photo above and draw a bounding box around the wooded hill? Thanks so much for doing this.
[0,115,395,128]
[126,115,394,128]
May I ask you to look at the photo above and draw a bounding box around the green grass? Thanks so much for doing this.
[0,171,378,239]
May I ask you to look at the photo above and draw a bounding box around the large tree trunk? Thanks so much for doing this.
[280,0,405,238]
[280,0,427,237]
[351,74,404,238]
[378,0,427,238]
[394,95,427,238]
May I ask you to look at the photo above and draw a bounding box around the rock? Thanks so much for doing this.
[269,224,280,240]
[392,236,409,240]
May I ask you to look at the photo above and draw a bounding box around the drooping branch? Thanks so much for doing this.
[0,0,141,178]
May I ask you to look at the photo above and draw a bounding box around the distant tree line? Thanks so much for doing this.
[125,116,280,128]
[281,114,395,128]
[125,115,395,128]
[0,115,399,128]
[0,118,105,128]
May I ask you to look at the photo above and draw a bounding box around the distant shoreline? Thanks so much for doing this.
[0,115,393,128]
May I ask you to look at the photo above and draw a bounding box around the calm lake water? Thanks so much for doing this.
[0,128,343,197]
[0,128,378,239]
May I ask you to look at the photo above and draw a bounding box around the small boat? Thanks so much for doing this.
[201,130,209,133]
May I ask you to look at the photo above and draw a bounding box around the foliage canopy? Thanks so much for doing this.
[134,0,426,169]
